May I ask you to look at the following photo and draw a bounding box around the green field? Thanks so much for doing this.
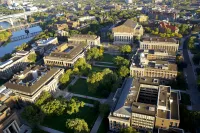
[90,66,105,73]
[42,106,98,133]
[73,96,96,104]
[181,93,191,105]
[69,78,105,98]
[101,53,116,62]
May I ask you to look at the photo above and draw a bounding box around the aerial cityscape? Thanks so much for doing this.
[0,0,200,133]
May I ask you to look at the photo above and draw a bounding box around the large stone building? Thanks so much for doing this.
[43,42,90,68]
[0,51,35,80]
[140,37,179,52]
[68,34,100,46]
[130,49,177,79]
[108,77,180,132]
[4,65,64,102]
[112,19,144,44]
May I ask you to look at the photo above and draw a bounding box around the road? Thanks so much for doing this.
[182,36,200,111]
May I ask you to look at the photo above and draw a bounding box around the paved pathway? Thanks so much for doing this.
[94,61,114,65]
[183,36,200,111]
[39,126,64,133]
[72,93,107,103]
[85,103,94,107]
[90,115,103,133]
[93,64,117,68]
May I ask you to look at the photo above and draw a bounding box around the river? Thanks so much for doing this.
[0,26,42,57]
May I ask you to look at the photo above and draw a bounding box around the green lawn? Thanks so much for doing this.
[97,118,109,133]
[69,78,105,98]
[91,66,105,73]
[181,93,191,105]
[73,96,96,104]
[101,53,116,62]
[42,106,98,133]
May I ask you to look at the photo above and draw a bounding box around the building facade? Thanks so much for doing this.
[0,50,35,80]
[108,77,180,132]
[112,19,144,44]
[130,49,177,79]
[44,42,90,68]
[140,37,179,52]
[4,65,64,102]
[68,34,100,46]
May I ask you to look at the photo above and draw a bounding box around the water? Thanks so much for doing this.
[0,26,42,57]
[0,22,11,29]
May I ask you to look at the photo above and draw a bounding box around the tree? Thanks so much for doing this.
[35,91,52,106]
[86,47,104,61]
[120,127,138,133]
[15,43,28,51]
[120,45,132,54]
[28,17,35,23]
[74,58,91,76]
[99,104,110,116]
[118,66,129,77]
[66,118,89,133]
[114,56,129,67]
[59,69,73,84]
[21,105,43,125]
[41,99,67,116]
[66,98,85,115]
[28,53,37,63]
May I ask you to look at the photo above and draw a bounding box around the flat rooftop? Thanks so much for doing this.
[141,37,178,44]
[68,34,98,40]
[45,42,87,61]
[4,65,61,94]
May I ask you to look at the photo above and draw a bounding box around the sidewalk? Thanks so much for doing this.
[90,115,103,133]
[72,93,107,103]
[39,126,64,133]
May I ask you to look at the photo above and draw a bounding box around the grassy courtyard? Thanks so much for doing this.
[42,106,98,133]
[73,96,96,104]
[100,53,116,62]
[181,93,191,105]
[69,78,105,98]
[91,66,105,73]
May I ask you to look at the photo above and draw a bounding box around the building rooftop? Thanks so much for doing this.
[141,37,178,44]
[131,50,177,71]
[4,65,61,94]
[111,77,179,121]
[68,34,98,40]
[44,42,88,61]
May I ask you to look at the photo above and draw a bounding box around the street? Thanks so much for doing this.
[182,37,200,111]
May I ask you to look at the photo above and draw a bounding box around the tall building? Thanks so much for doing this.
[140,37,179,52]
[130,49,177,79]
[68,34,100,46]
[108,77,180,132]
[4,65,64,102]
[112,19,143,44]
[44,42,90,68]
[0,50,35,80]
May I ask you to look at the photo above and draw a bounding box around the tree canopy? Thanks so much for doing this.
[35,91,52,106]
[28,53,37,63]
[66,118,89,133]
[120,127,139,133]
[86,47,104,61]
[114,56,129,67]
[120,45,131,54]
[59,69,73,84]
[21,105,44,125]
[118,66,129,77]
[74,58,91,76]
[15,43,28,51]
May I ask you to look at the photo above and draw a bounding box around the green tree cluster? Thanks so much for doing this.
[15,43,28,51]
[28,53,37,63]
[86,47,104,61]
[0,30,12,42]
[0,5,24,15]
[66,118,89,133]
[87,68,120,96]
[120,127,139,133]
[41,98,84,116]
[114,56,130,77]
[21,105,44,125]
[59,69,73,84]
[120,45,132,54]
[73,58,91,76]
[35,91,52,106]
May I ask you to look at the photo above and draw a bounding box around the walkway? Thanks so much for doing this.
[39,126,64,133]
[90,115,103,133]
[183,36,200,111]
[72,93,107,103]
[85,103,94,107]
